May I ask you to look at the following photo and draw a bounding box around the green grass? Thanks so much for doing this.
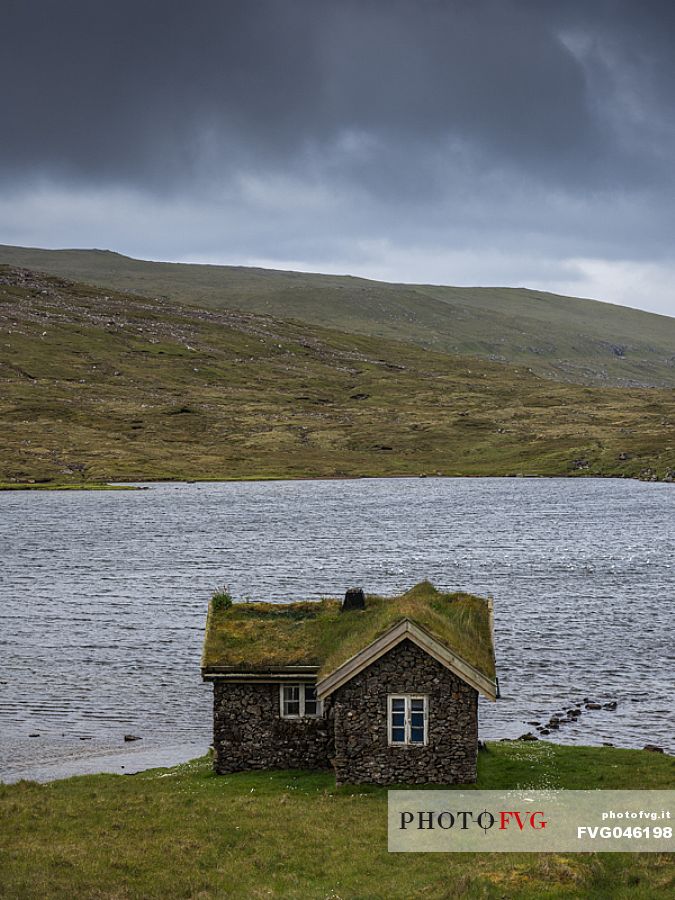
[210,588,234,612]
[1,267,675,485]
[2,244,675,388]
[0,744,672,898]
[319,583,494,680]
[202,582,495,681]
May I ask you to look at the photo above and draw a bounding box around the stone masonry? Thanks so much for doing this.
[332,639,478,786]
[213,681,333,774]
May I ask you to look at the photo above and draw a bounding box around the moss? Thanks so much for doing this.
[319,583,495,679]
[202,581,495,682]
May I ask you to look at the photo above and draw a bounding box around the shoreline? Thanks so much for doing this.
[0,737,673,789]
[0,740,208,785]
[3,734,669,786]
[0,482,139,491]
[2,471,673,491]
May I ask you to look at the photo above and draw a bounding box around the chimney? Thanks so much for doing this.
[342,587,365,611]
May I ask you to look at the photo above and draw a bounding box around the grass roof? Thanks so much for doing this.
[201,581,495,682]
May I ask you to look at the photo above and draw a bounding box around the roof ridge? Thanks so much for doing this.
[201,582,495,684]
[316,616,497,701]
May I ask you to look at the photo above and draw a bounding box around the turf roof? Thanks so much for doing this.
[201,581,495,682]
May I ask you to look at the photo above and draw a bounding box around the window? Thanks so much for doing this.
[280,684,322,718]
[388,695,428,745]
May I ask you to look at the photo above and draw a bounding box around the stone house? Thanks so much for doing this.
[201,581,497,786]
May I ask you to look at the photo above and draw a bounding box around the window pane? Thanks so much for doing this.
[410,711,424,728]
[391,698,405,712]
[305,685,317,701]
[391,726,405,743]
[282,685,301,716]
[410,726,425,743]
[304,699,317,716]
[411,698,425,711]
[391,711,405,727]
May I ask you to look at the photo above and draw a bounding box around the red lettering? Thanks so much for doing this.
[500,810,536,830]
[530,812,547,830]
[499,811,524,830]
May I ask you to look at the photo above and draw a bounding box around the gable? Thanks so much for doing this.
[316,618,497,701]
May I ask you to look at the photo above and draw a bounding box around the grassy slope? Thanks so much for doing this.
[2,244,675,388]
[0,744,672,899]
[2,266,675,485]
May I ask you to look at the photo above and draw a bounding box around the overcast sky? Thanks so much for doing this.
[2,0,675,315]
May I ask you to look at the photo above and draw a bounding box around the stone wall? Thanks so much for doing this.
[332,639,478,785]
[212,681,333,774]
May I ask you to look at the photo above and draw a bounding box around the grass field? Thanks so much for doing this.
[2,244,675,389]
[2,267,675,485]
[0,743,672,899]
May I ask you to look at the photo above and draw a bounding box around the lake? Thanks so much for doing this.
[0,477,673,782]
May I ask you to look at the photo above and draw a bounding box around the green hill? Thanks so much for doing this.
[1,244,674,388]
[2,266,674,485]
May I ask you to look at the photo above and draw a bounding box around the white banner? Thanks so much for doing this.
[388,790,675,852]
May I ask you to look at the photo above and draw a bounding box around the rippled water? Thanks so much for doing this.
[1,477,673,782]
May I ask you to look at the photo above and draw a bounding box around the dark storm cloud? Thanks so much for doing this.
[2,1,675,314]
[3,0,673,191]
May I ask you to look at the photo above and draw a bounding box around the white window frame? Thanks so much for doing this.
[279,683,323,719]
[387,694,429,746]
